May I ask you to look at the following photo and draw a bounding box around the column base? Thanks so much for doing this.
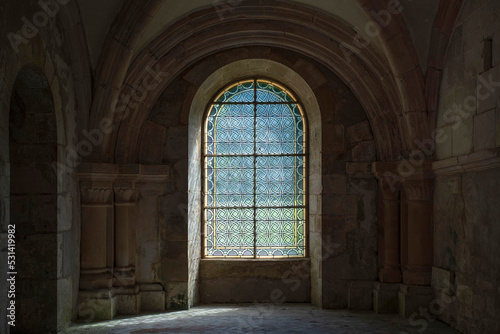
[116,285,141,315]
[373,282,399,313]
[348,281,373,310]
[398,284,434,317]
[77,289,117,321]
[113,267,136,287]
[139,283,166,312]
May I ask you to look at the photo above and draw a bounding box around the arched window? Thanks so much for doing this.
[203,79,307,258]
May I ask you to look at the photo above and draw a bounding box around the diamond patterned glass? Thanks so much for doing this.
[204,79,306,258]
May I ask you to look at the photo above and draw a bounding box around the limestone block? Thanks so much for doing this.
[323,124,345,152]
[346,162,373,179]
[398,284,434,318]
[474,109,496,151]
[167,282,189,310]
[352,140,376,162]
[432,267,455,295]
[477,67,500,114]
[497,108,500,147]
[348,281,373,310]
[347,121,373,144]
[117,293,140,315]
[451,115,473,156]
[57,277,73,328]
[140,284,166,312]
[322,279,348,309]
[322,174,347,194]
[436,126,452,160]
[373,282,399,314]
[77,290,117,321]
[464,42,484,80]
[160,258,188,282]
[462,8,483,51]
[322,194,357,217]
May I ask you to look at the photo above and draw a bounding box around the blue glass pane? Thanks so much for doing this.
[206,156,254,208]
[206,104,254,155]
[205,208,255,257]
[255,156,305,207]
[256,104,304,155]
[256,81,296,103]
[215,81,254,103]
[255,208,305,257]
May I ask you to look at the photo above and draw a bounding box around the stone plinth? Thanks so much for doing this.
[398,284,434,318]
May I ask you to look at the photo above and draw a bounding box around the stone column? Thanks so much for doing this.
[79,183,114,289]
[78,181,117,320]
[402,177,433,285]
[113,186,137,287]
[373,162,402,283]
[378,180,402,282]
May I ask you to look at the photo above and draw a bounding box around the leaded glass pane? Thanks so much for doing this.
[204,79,306,258]
[256,80,297,103]
[206,104,254,155]
[214,80,254,103]
[256,104,304,155]
[255,156,305,207]
[205,156,254,208]
[205,208,255,257]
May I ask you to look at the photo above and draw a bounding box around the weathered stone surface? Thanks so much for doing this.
[348,281,374,311]
[166,282,188,310]
[199,260,310,304]
[451,115,473,157]
[352,141,376,162]
[322,174,347,194]
[398,284,434,318]
[140,290,166,312]
[473,109,496,151]
[67,304,461,333]
[373,283,399,314]
[347,121,373,144]
[323,123,345,152]
[117,293,140,315]
[78,290,117,321]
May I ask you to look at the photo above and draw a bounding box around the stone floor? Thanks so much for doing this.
[67,304,460,334]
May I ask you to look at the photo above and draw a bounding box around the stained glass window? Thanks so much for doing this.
[203,79,306,258]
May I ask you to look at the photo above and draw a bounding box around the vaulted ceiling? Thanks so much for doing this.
[77,0,440,71]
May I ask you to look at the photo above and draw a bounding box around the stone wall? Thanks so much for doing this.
[141,46,378,309]
[0,0,83,332]
[434,0,500,332]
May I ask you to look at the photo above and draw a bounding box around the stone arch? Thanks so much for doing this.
[100,1,428,164]
[0,38,79,331]
[9,65,59,333]
[187,58,323,307]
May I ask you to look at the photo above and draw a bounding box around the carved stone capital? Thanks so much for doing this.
[114,188,137,204]
[81,188,113,205]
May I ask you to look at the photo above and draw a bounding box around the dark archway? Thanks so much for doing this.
[9,66,58,333]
